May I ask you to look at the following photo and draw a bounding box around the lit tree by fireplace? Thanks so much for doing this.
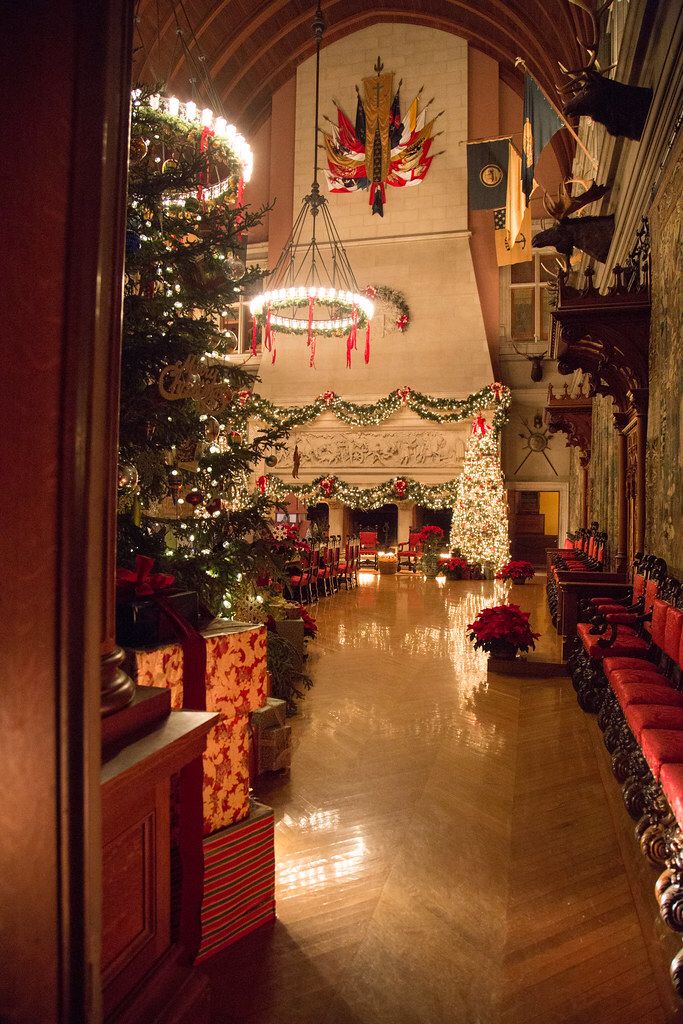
[450,418,509,573]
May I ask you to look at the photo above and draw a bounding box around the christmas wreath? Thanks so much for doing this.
[364,285,410,332]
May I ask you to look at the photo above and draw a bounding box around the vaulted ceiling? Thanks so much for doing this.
[134,0,591,147]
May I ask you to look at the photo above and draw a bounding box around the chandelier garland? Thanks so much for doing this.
[240,382,511,434]
[264,474,461,511]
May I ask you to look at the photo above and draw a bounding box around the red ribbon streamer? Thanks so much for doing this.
[346,305,358,369]
[251,315,258,356]
[364,319,371,364]
[264,304,272,353]
[309,333,317,369]
[197,126,215,202]
[307,296,314,348]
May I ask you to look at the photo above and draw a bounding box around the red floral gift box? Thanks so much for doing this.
[127,621,268,834]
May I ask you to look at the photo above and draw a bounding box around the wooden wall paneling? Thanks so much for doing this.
[0,1,135,1021]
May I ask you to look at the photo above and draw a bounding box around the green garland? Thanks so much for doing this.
[267,474,460,511]
[365,285,410,332]
[241,382,511,434]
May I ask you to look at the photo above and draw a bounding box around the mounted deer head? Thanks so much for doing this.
[558,0,653,140]
[512,344,548,383]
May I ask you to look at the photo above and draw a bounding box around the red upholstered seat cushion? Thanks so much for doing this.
[625,704,683,742]
[603,656,654,673]
[289,575,303,585]
[591,596,624,606]
[592,603,632,613]
[639,730,683,780]
[611,680,683,710]
[660,764,683,829]
[577,622,649,660]
[608,668,667,688]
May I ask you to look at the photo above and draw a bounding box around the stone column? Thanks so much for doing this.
[326,500,346,539]
[397,501,417,548]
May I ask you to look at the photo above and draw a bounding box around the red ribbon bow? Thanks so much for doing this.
[116,554,175,597]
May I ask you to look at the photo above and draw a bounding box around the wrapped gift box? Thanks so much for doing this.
[256,724,292,775]
[126,621,268,833]
[195,800,276,964]
[115,589,199,648]
[251,697,287,732]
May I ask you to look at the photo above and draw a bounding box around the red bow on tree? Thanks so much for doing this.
[394,478,407,498]
[238,388,251,406]
[116,554,175,597]
[321,389,336,406]
[320,476,336,497]
[257,475,269,496]
[396,385,412,406]
[471,416,490,437]
[490,382,505,401]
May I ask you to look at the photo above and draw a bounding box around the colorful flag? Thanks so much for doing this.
[494,206,532,266]
[522,74,564,203]
[467,139,509,210]
[505,143,526,247]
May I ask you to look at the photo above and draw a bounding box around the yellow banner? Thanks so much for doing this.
[495,207,532,266]
[363,72,394,182]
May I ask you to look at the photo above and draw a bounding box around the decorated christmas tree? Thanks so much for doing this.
[117,89,290,617]
[450,417,510,574]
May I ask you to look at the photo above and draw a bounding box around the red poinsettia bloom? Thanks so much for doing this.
[295,604,318,638]
[418,525,445,547]
[495,560,535,582]
[467,603,541,654]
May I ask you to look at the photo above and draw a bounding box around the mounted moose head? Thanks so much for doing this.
[533,178,614,266]
[533,213,615,264]
[512,344,547,383]
[558,0,653,140]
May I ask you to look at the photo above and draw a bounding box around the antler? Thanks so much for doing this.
[511,344,548,361]
[556,0,615,87]
[543,179,611,221]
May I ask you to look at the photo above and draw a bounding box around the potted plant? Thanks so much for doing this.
[442,555,470,580]
[495,559,535,585]
[466,603,541,660]
[418,525,445,578]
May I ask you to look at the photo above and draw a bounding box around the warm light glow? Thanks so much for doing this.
[249,287,374,335]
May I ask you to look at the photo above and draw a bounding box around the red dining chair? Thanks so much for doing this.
[397,530,422,572]
[359,530,379,569]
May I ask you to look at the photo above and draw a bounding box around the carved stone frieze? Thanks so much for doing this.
[280,428,463,472]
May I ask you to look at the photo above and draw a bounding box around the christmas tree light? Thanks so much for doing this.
[450,418,510,573]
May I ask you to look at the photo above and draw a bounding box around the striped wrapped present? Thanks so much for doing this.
[195,800,276,963]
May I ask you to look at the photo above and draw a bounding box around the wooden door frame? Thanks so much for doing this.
[506,481,569,546]
[1,2,133,1022]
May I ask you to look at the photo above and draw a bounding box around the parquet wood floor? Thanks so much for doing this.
[204,575,683,1024]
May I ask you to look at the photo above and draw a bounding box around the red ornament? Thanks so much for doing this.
[185,489,204,506]
[319,476,335,497]
[238,388,251,406]
[393,478,408,498]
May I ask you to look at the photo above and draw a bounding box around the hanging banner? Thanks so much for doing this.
[467,139,509,210]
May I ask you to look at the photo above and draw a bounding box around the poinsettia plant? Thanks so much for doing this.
[467,603,540,654]
[495,559,535,583]
[442,555,470,580]
[417,524,445,550]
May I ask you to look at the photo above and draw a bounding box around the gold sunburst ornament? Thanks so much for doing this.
[514,414,557,475]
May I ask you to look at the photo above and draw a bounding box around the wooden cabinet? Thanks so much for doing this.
[101,701,217,1024]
